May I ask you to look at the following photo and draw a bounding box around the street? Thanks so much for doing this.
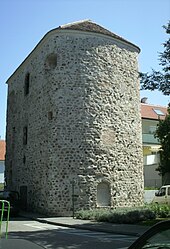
[1,217,137,249]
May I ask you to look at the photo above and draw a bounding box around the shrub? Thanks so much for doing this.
[146,203,170,218]
[75,207,156,224]
[76,210,95,220]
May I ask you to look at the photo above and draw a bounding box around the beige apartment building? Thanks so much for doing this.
[141,101,168,188]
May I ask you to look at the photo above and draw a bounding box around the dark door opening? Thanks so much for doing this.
[20,185,27,210]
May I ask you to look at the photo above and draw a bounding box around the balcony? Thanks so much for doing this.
[142,133,160,145]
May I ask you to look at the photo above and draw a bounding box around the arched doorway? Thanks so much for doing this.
[97,182,110,206]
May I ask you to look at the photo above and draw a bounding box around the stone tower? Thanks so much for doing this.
[6,20,144,215]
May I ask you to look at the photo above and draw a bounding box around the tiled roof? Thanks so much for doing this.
[141,103,168,120]
[0,140,6,161]
[58,20,140,52]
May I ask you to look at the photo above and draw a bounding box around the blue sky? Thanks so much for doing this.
[0,0,170,139]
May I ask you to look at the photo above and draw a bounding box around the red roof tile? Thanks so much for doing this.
[141,103,168,120]
[0,140,6,161]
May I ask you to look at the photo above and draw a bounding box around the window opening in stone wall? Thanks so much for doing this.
[20,185,27,210]
[9,169,12,185]
[8,160,13,186]
[23,155,26,164]
[24,73,30,96]
[48,111,53,120]
[12,127,16,133]
[97,182,110,206]
[12,127,16,149]
[45,54,57,70]
[23,126,28,145]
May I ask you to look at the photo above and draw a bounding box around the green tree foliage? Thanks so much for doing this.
[140,21,170,175]
[140,21,170,96]
[155,106,170,175]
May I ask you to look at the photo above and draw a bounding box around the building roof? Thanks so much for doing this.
[141,103,168,120]
[6,20,140,84]
[58,20,140,52]
[0,140,5,161]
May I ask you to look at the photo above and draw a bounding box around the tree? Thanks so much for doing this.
[140,21,170,96]
[155,106,170,176]
[140,21,170,176]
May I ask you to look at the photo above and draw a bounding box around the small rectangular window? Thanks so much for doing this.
[153,109,165,116]
[23,126,28,145]
[23,155,26,164]
[24,73,30,96]
[12,127,16,148]
[48,111,53,120]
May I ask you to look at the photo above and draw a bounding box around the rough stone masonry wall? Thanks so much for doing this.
[6,30,144,216]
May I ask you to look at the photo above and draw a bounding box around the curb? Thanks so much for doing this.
[41,220,140,237]
[19,214,140,237]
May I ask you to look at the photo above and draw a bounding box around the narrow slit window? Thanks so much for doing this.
[24,73,30,96]
[23,126,28,145]
[23,155,26,164]
[48,111,53,120]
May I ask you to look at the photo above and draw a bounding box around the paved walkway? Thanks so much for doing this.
[19,211,150,237]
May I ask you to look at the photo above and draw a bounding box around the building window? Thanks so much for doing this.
[12,127,16,148]
[153,109,165,116]
[23,126,28,145]
[149,126,156,134]
[8,160,13,186]
[97,182,110,206]
[48,111,53,120]
[45,54,57,70]
[23,155,26,164]
[24,73,30,96]
[20,185,28,210]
